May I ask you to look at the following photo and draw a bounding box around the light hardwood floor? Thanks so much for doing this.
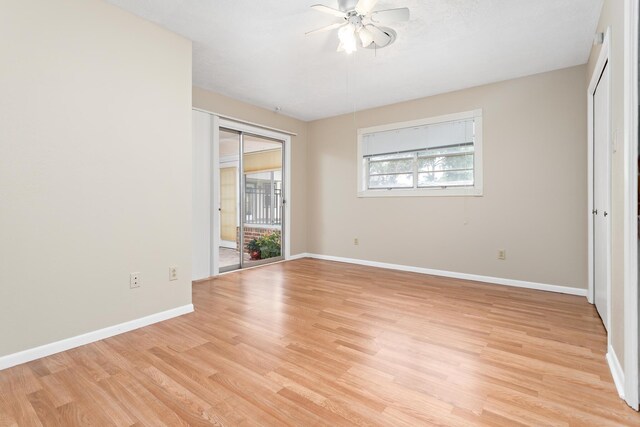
[1,258,639,426]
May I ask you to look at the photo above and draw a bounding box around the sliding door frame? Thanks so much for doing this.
[212,118,291,275]
[238,130,287,268]
[217,128,241,273]
[211,115,221,276]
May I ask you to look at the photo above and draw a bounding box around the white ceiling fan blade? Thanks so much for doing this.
[367,25,391,47]
[371,8,410,24]
[305,22,345,35]
[311,4,346,18]
[358,26,374,47]
[355,0,378,15]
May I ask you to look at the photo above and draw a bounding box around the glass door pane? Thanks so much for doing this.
[218,129,241,272]
[241,134,284,267]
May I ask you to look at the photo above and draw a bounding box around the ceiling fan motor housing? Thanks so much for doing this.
[347,11,362,26]
[309,0,408,51]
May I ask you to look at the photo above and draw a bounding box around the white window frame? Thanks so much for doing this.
[357,109,483,197]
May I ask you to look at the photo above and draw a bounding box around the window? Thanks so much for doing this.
[357,110,483,197]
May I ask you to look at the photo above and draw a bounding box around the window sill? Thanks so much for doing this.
[357,187,483,198]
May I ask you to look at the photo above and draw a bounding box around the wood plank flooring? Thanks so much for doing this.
[1,258,639,426]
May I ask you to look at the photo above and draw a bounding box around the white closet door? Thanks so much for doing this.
[593,63,610,330]
[192,110,212,280]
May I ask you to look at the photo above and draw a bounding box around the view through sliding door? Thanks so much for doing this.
[241,133,284,268]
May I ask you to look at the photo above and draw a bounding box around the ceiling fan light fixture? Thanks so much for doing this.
[308,1,409,54]
[358,26,374,47]
[338,23,357,53]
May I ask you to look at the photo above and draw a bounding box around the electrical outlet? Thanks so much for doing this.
[130,272,141,288]
[498,249,506,260]
[354,238,359,246]
[169,266,178,281]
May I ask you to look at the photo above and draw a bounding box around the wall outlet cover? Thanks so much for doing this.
[130,272,141,288]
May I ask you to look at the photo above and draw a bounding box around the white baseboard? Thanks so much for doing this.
[607,346,626,399]
[287,252,309,261]
[0,304,194,371]
[292,253,587,297]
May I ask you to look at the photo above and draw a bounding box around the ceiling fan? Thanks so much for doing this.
[307,0,410,53]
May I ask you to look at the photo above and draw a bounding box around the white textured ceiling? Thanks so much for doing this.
[106,0,603,121]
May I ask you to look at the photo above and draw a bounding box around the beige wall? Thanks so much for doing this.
[587,0,626,367]
[0,0,609,369]
[193,87,308,255]
[0,0,193,357]
[307,66,588,289]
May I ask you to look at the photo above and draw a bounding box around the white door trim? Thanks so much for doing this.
[191,110,213,281]
[587,28,612,333]
[623,0,639,410]
[192,107,298,137]
[210,114,220,277]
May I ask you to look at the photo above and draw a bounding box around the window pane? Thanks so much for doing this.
[418,170,474,187]
[419,145,474,156]
[369,158,413,175]
[418,154,473,172]
[369,174,414,189]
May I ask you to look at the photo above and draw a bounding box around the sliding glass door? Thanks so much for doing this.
[218,129,241,272]
[241,134,284,268]
[216,127,285,272]
[191,109,290,280]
